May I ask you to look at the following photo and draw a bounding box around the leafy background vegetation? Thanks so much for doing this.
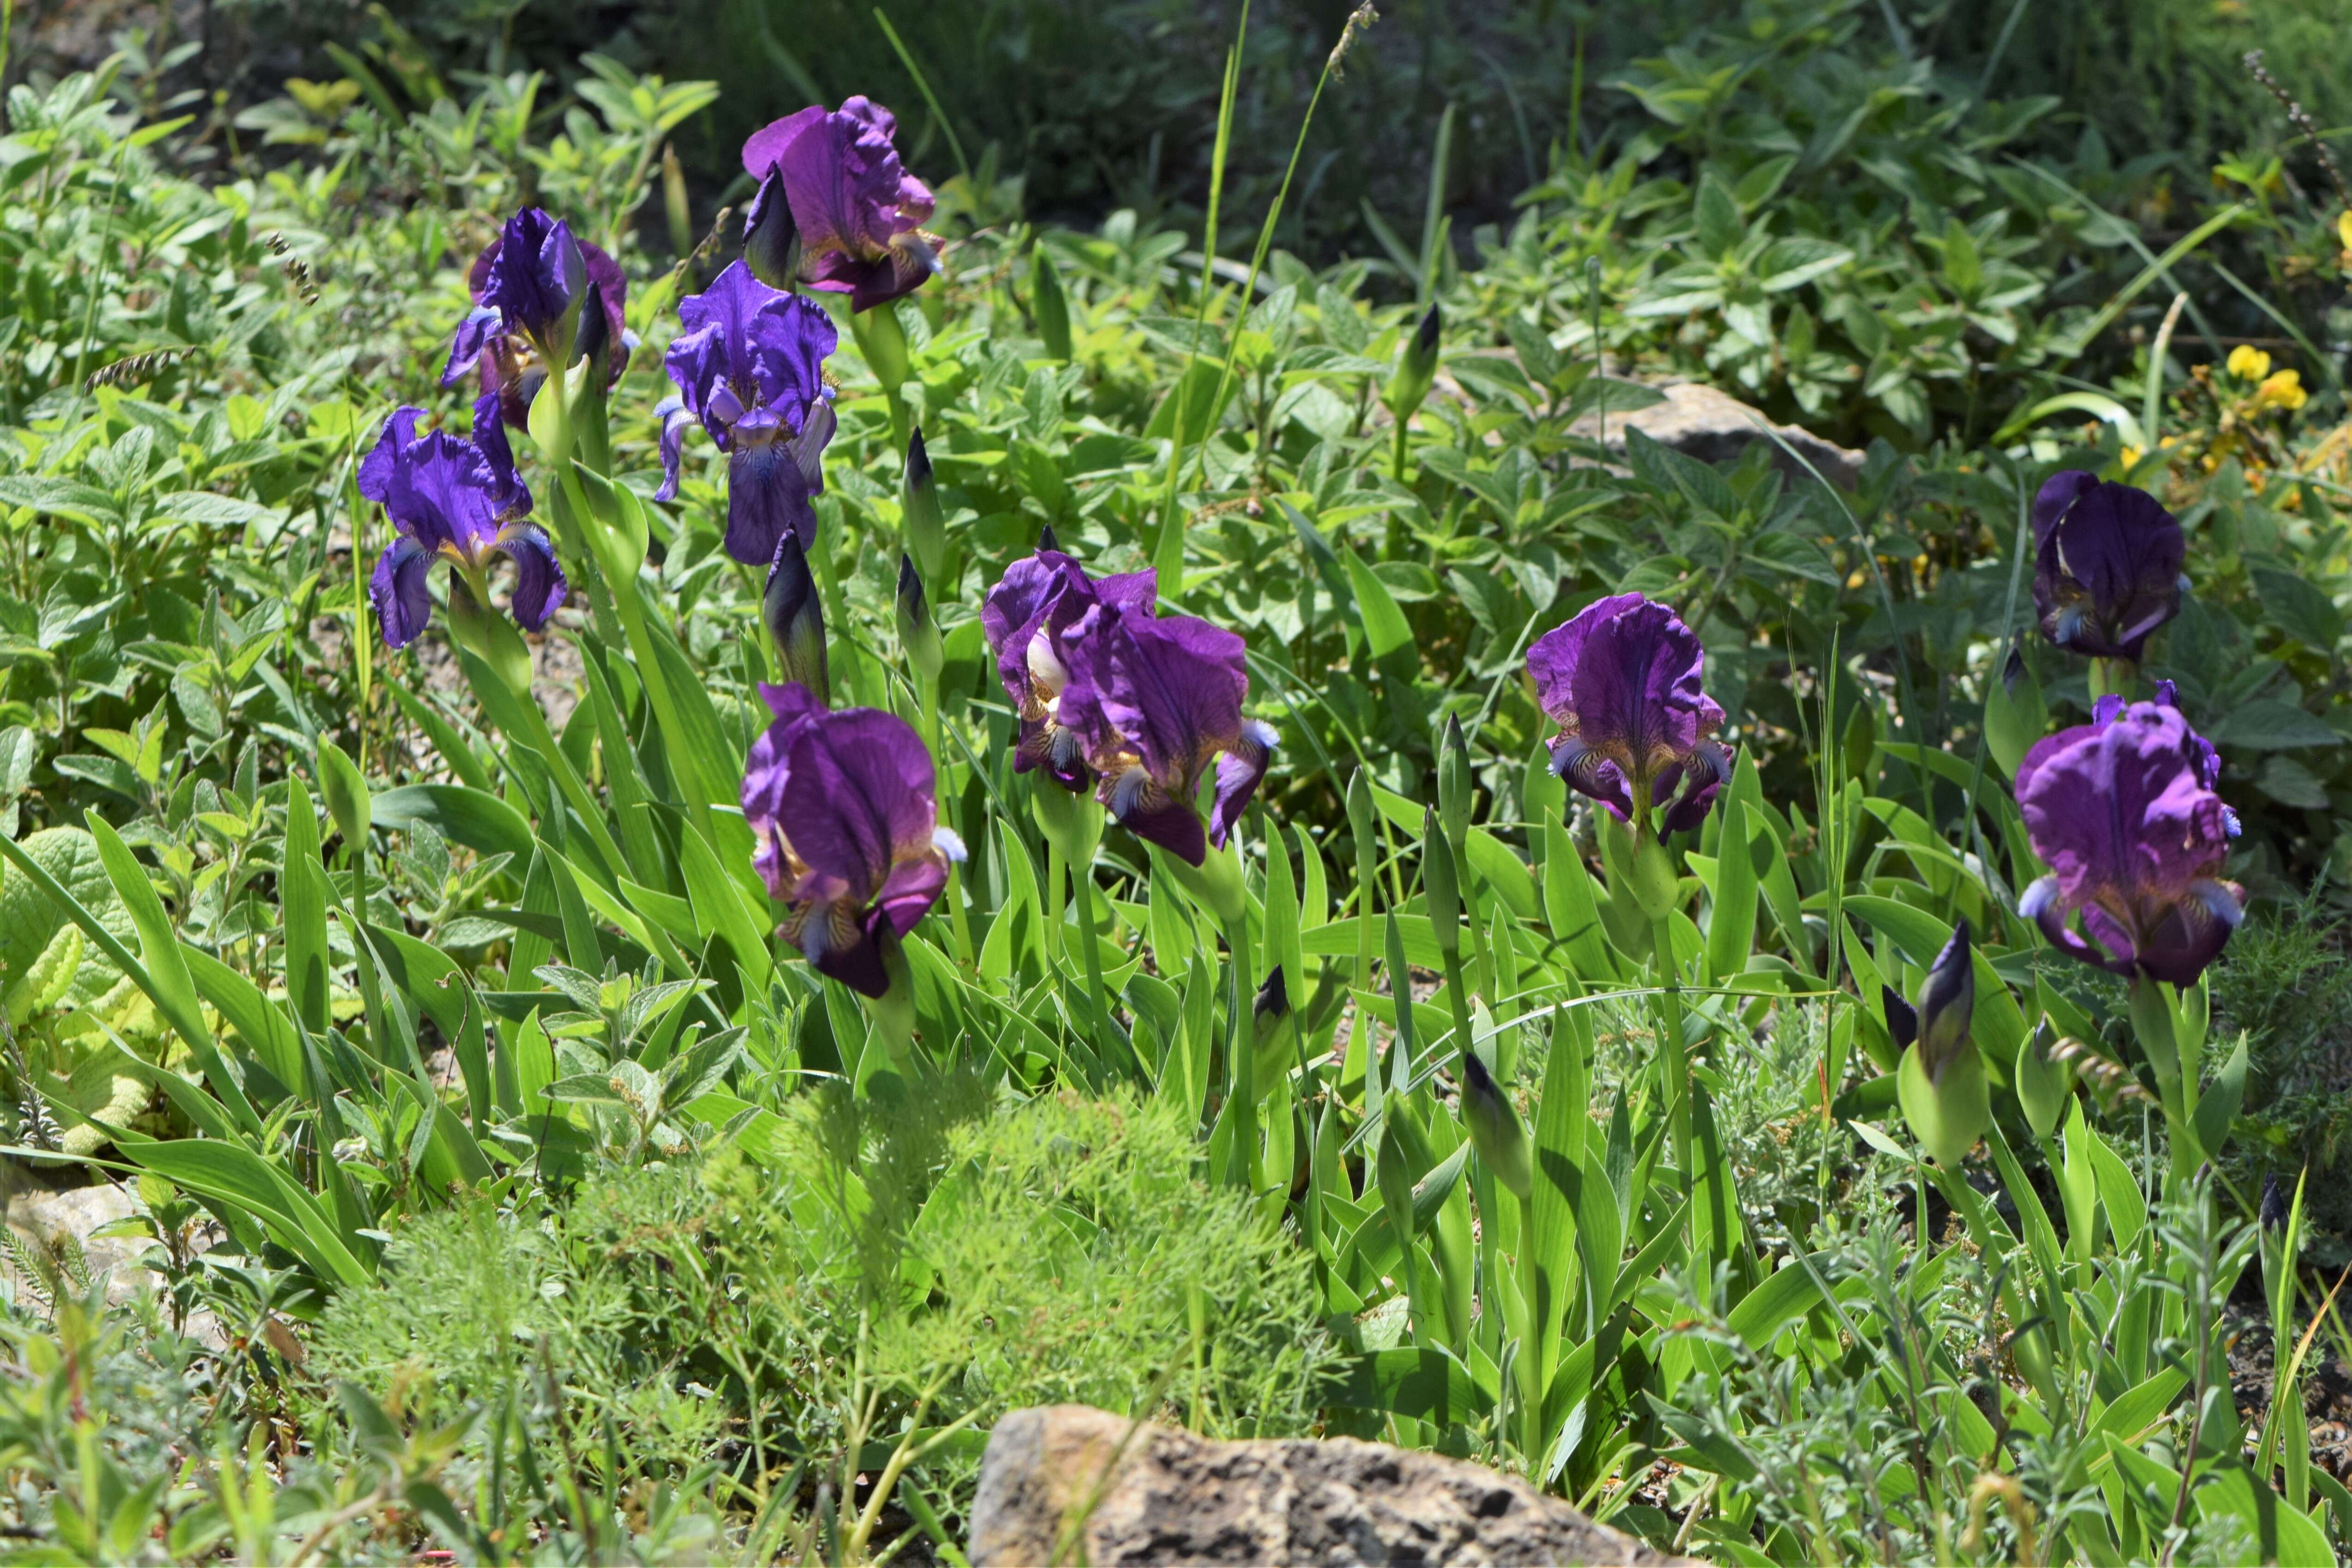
[0,0,2345,1561]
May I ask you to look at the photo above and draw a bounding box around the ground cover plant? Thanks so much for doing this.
[0,0,2350,1562]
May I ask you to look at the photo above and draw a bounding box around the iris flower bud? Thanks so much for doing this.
[896,553,942,684]
[1459,1049,1532,1200]
[903,426,946,581]
[742,166,805,293]
[1422,806,1460,954]
[763,531,830,704]
[1250,965,1297,1098]
[1384,303,1441,418]
[1892,919,1989,1167]
[1438,712,1471,852]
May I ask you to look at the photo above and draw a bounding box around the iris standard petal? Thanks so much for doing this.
[471,392,530,520]
[653,397,694,503]
[2030,469,2099,551]
[1566,598,1722,776]
[442,307,504,390]
[1526,592,1645,723]
[359,407,425,504]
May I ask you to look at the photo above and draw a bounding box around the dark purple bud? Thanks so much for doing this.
[896,553,942,682]
[1915,919,1974,1083]
[1254,964,1291,1028]
[742,166,804,292]
[903,426,946,580]
[764,531,829,705]
[1386,303,1441,416]
[1459,1048,1532,1200]
[1883,985,1918,1050]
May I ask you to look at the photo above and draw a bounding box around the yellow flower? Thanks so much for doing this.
[2339,209,2352,252]
[2227,344,2272,381]
[2120,444,2142,466]
[2257,368,2307,412]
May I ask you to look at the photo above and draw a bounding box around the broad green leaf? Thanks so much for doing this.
[1340,545,1413,660]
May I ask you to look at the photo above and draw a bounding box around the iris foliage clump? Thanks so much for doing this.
[0,3,2347,1563]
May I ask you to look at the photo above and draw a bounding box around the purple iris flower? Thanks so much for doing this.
[2016,693,2244,985]
[2031,471,2187,663]
[740,97,939,312]
[360,395,565,650]
[740,683,966,997]
[979,548,1157,791]
[654,260,840,567]
[1072,606,1277,867]
[441,209,633,425]
[1525,592,1728,834]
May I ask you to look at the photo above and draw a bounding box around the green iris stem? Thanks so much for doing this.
[942,862,976,970]
[447,575,633,892]
[1438,942,1476,1077]
[914,671,975,970]
[1222,910,1259,1189]
[1650,911,1693,1178]
[541,395,629,657]
[561,460,716,844]
[2129,974,2201,1186]
[1043,842,1067,967]
[1070,857,1123,1081]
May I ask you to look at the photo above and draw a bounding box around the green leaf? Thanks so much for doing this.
[1540,811,1618,982]
[372,784,535,862]
[122,1137,371,1285]
[1340,545,1413,660]
[2192,1031,2248,1160]
[1704,798,1759,985]
[1335,1346,1489,1423]
[282,778,330,1035]
[85,813,261,1136]
[1694,172,1743,259]
[2206,700,2341,750]
[679,823,773,991]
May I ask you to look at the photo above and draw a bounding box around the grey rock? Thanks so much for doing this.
[969,1404,1690,1567]
[7,1181,152,1300]
[1569,378,1865,490]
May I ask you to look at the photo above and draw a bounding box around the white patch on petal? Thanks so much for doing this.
[1027,627,1069,697]
[1109,765,1152,821]
[1242,718,1281,753]
[932,825,968,863]
[2190,879,2245,928]
[2018,875,2059,918]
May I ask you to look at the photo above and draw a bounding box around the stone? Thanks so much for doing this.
[968,1404,1691,1567]
[6,1180,154,1302]
[1568,378,1865,490]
